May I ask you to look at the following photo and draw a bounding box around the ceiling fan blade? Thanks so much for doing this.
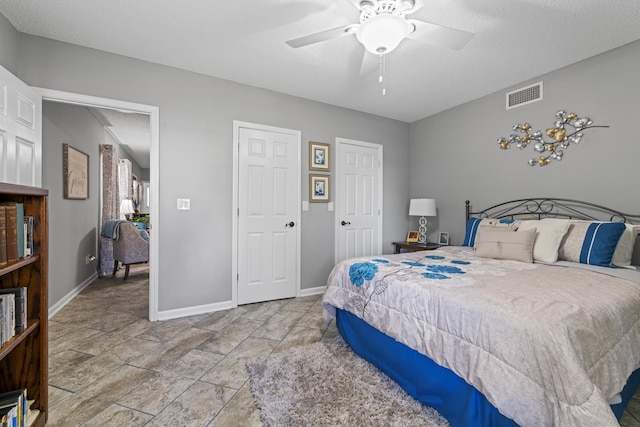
[286,25,355,48]
[407,19,474,50]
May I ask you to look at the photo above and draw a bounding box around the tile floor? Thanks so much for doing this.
[47,264,338,426]
[47,264,640,426]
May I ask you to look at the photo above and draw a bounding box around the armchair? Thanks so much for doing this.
[112,221,149,280]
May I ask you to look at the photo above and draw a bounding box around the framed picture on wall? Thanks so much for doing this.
[309,141,330,171]
[309,174,330,202]
[439,232,450,246]
[63,143,89,199]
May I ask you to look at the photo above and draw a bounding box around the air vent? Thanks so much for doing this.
[506,82,543,110]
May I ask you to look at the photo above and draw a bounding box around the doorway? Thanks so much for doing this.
[38,88,160,320]
[232,121,301,305]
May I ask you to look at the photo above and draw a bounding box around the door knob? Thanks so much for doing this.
[341,221,351,226]
[285,221,295,228]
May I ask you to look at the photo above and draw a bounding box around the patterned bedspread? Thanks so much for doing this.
[322,246,640,427]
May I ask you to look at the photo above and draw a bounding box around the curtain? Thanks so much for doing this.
[118,159,133,219]
[98,144,119,276]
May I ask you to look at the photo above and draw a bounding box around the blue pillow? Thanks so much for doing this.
[578,222,626,267]
[462,217,484,246]
[462,217,518,247]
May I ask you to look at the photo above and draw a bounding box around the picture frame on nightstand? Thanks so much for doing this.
[439,232,449,245]
[406,231,419,243]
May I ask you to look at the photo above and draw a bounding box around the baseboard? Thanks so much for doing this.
[156,299,236,321]
[48,272,98,319]
[49,278,325,322]
[156,288,325,321]
[298,285,326,297]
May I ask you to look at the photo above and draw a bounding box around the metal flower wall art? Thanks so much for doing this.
[498,110,609,166]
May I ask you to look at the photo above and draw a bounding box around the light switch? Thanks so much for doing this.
[302,201,309,211]
[177,198,190,210]
[328,202,334,211]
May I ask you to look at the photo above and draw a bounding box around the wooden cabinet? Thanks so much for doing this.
[0,183,48,427]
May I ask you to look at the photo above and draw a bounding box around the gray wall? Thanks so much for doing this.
[4,10,639,315]
[409,40,640,245]
[138,169,150,181]
[0,12,18,75]
[4,10,638,314]
[42,102,103,304]
[13,34,409,312]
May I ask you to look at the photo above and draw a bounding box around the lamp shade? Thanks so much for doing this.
[356,14,411,54]
[120,199,135,216]
[409,198,436,216]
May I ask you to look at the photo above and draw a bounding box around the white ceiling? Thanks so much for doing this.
[88,108,151,169]
[2,0,640,126]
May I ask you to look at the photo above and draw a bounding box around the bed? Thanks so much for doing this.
[322,198,640,427]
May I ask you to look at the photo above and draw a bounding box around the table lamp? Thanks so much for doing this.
[120,199,135,221]
[409,198,436,243]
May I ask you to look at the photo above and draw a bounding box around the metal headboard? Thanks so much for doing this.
[465,198,640,224]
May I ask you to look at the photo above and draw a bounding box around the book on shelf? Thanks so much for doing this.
[0,388,27,427]
[0,202,25,262]
[0,206,6,266]
[0,287,27,335]
[3,203,17,262]
[0,298,3,346]
[0,405,18,427]
[0,293,15,346]
[23,216,34,257]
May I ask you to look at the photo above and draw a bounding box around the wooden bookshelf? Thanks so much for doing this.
[0,183,48,427]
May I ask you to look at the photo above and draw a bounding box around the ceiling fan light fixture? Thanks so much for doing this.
[344,24,360,35]
[359,0,377,13]
[356,14,411,54]
[398,0,415,12]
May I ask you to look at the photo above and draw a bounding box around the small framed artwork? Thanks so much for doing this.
[439,232,450,246]
[309,174,330,202]
[309,141,330,171]
[406,231,419,243]
[63,143,89,199]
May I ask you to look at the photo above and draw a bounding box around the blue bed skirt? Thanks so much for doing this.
[336,308,640,427]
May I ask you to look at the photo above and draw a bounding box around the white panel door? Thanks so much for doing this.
[0,65,42,186]
[336,138,382,263]
[237,126,300,305]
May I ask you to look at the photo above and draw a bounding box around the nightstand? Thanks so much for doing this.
[392,241,440,254]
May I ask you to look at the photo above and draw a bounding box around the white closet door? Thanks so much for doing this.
[335,138,382,263]
[237,125,300,305]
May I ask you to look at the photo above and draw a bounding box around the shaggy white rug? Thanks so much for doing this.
[246,336,451,427]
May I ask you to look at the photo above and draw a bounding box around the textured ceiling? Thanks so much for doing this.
[2,0,640,125]
[88,108,151,169]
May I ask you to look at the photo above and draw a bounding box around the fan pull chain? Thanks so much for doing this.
[378,53,386,96]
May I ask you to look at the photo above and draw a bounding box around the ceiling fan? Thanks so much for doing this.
[286,0,474,56]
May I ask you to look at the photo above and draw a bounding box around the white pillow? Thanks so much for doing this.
[612,223,640,268]
[518,219,571,263]
[473,222,520,248]
[475,228,536,263]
